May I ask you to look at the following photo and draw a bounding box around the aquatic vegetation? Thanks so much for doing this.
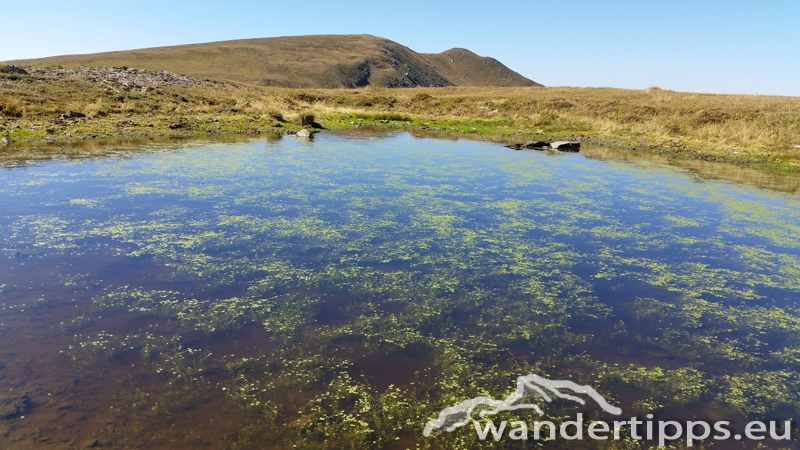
[1,132,800,448]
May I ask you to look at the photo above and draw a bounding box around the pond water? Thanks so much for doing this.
[1,131,800,449]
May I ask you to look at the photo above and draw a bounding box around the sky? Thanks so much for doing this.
[2,0,798,96]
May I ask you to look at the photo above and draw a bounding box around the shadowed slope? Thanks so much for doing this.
[5,35,539,88]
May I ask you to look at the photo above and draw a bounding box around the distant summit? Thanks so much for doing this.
[6,34,541,89]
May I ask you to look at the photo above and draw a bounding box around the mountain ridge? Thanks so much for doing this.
[4,34,541,89]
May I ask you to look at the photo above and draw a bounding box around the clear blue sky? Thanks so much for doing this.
[3,0,798,96]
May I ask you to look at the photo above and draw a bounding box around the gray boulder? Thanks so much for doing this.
[551,141,581,152]
[296,128,311,137]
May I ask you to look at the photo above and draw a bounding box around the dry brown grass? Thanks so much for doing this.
[299,85,800,162]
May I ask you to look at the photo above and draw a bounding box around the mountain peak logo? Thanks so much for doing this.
[423,374,622,437]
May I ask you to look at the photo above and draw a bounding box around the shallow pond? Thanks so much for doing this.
[1,131,800,449]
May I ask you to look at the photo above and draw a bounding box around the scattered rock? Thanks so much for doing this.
[286,130,297,135]
[0,137,10,145]
[168,122,191,130]
[296,128,311,138]
[504,143,524,150]
[795,145,800,149]
[551,141,581,152]
[524,141,550,149]
[379,119,389,123]
[22,66,205,90]
[64,111,85,119]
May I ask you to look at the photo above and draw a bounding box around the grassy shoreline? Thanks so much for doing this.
[2,67,800,173]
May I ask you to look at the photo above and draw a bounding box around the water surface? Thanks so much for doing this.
[1,132,800,449]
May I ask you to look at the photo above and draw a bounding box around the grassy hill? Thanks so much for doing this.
[421,48,537,87]
[4,34,540,89]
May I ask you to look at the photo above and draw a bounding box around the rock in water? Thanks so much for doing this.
[504,143,524,150]
[551,141,580,152]
[0,394,32,420]
[296,129,311,137]
[524,141,550,149]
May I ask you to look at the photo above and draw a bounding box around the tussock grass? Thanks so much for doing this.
[1,69,799,172]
